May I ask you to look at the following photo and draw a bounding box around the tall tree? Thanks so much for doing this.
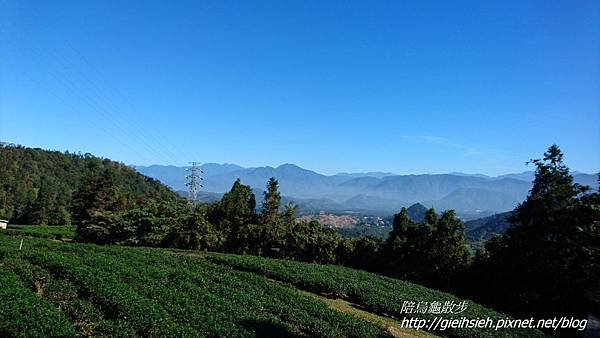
[73,168,129,242]
[427,210,470,288]
[282,202,297,229]
[383,208,417,278]
[28,180,49,224]
[72,168,124,225]
[388,207,413,240]
[260,177,281,226]
[472,144,599,318]
[211,179,257,250]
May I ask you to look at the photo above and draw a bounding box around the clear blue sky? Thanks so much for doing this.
[1,0,598,175]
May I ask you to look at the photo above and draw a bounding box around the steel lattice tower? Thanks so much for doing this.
[185,161,203,205]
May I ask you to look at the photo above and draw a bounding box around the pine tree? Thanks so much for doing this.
[260,177,281,226]
[388,207,413,239]
[212,179,257,251]
[474,144,599,318]
[282,202,297,229]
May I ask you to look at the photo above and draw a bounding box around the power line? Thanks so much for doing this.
[4,32,182,165]
[2,56,151,162]
[45,47,177,164]
[64,42,185,163]
[61,43,185,163]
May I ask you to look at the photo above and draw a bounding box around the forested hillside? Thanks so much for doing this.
[464,212,512,243]
[0,143,179,224]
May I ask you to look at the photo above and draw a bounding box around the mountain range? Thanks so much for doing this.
[135,163,598,217]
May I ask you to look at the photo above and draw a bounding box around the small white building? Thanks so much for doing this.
[0,219,8,229]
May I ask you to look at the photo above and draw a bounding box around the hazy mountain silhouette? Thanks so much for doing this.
[406,203,428,223]
[136,164,598,215]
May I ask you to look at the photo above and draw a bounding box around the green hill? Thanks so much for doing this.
[0,143,179,224]
[0,226,543,338]
[464,212,512,243]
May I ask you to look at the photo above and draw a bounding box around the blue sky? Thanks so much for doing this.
[1,0,598,175]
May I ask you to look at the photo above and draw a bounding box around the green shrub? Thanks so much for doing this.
[0,270,77,337]
[0,235,388,337]
[207,253,546,338]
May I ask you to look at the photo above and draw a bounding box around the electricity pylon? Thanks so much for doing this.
[185,161,203,205]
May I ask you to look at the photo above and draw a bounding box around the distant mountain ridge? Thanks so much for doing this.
[135,163,598,215]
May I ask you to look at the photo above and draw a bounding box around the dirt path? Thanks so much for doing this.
[299,290,437,338]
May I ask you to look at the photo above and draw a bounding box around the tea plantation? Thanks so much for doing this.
[1,224,75,241]
[0,226,544,337]
[206,254,547,338]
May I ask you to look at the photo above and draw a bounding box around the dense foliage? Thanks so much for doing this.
[74,199,222,250]
[467,145,600,322]
[464,211,512,243]
[381,208,471,290]
[0,143,179,224]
